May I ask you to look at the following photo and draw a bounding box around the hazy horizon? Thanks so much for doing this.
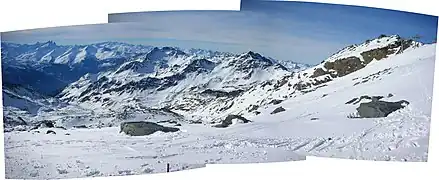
[3,1,438,64]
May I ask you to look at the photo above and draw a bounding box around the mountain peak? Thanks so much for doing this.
[240,51,263,59]
[146,46,187,60]
[38,40,57,48]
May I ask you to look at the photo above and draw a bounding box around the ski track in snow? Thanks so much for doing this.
[4,127,305,179]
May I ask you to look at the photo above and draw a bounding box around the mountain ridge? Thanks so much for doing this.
[1,34,429,128]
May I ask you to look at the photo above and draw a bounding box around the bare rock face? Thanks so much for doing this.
[120,121,180,136]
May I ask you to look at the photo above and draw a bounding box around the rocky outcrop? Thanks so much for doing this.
[271,106,286,114]
[120,121,180,136]
[73,125,88,129]
[310,36,416,80]
[46,130,56,134]
[213,115,251,128]
[345,95,385,105]
[356,100,409,118]
[201,89,244,98]
[269,99,283,105]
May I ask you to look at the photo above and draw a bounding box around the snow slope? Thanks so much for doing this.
[4,125,305,179]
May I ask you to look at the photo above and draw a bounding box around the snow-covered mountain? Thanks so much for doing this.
[2,34,436,178]
[1,41,153,65]
[2,40,307,125]
[2,34,426,125]
[57,50,292,118]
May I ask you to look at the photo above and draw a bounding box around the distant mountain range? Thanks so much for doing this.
[1,34,424,129]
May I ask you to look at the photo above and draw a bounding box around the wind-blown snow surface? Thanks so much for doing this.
[4,126,305,179]
[2,37,436,179]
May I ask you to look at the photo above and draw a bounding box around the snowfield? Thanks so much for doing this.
[4,126,305,179]
[2,37,436,179]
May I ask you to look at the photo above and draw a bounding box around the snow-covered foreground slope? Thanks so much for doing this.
[4,125,305,179]
[234,44,436,161]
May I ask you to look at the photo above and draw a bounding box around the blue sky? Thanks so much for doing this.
[242,0,438,43]
[2,1,438,65]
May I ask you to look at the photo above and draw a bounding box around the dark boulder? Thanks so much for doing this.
[356,100,409,118]
[120,121,180,136]
[213,115,251,128]
[271,107,286,114]
[46,130,56,134]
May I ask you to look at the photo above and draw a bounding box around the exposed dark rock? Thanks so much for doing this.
[247,104,260,112]
[310,117,319,121]
[293,82,311,91]
[254,111,261,115]
[65,133,71,135]
[39,120,55,128]
[346,98,359,104]
[46,130,56,134]
[271,107,286,114]
[324,56,364,77]
[219,102,235,111]
[189,120,203,124]
[175,124,182,127]
[387,93,394,98]
[157,120,178,124]
[213,115,251,128]
[269,99,283,105]
[378,34,388,38]
[120,121,180,136]
[273,77,289,89]
[55,126,67,130]
[14,126,27,131]
[322,94,328,98]
[361,47,397,64]
[310,68,329,78]
[3,116,28,127]
[370,96,384,102]
[348,95,386,105]
[73,125,88,129]
[356,100,410,118]
[201,89,244,98]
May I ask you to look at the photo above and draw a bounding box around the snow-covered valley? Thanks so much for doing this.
[1,35,436,179]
